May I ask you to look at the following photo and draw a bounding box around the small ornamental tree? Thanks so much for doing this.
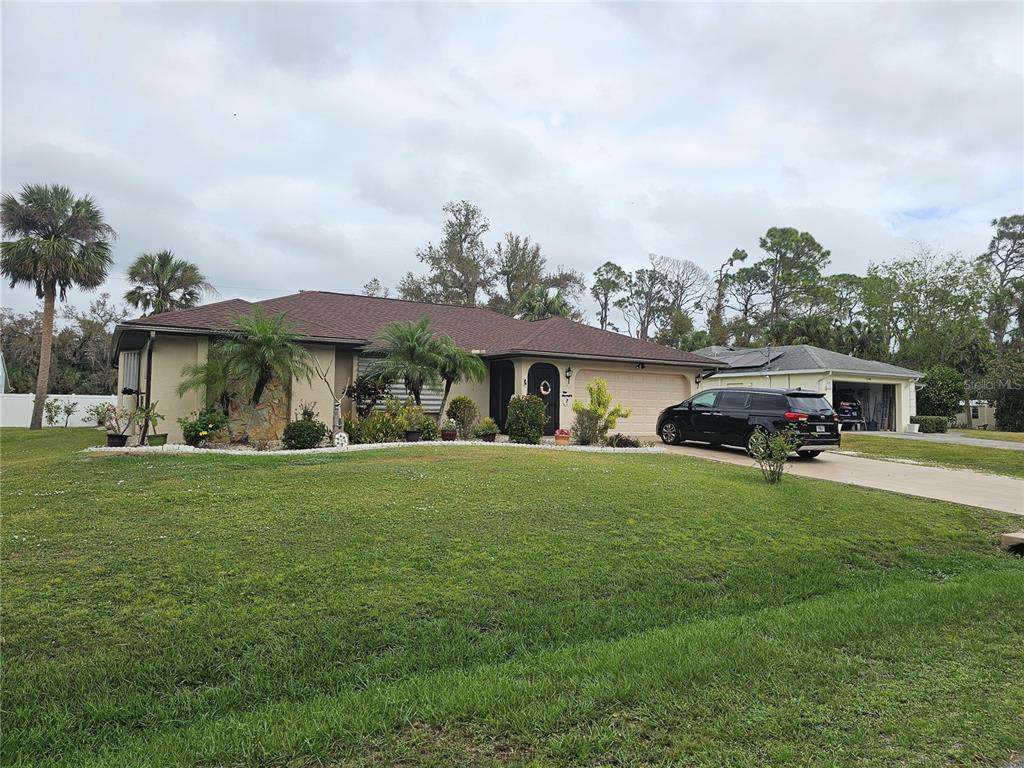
[917,365,965,419]
[571,378,631,443]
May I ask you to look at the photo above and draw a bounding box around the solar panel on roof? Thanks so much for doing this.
[719,350,784,369]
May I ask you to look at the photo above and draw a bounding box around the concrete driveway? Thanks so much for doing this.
[657,441,1024,516]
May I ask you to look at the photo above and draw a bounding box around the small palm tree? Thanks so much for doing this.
[1,184,116,429]
[364,318,444,406]
[125,250,213,316]
[176,354,237,416]
[435,335,486,422]
[216,307,313,409]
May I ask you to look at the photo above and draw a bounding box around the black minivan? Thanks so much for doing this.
[657,387,841,458]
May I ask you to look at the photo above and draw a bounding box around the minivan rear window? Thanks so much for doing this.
[788,395,833,413]
[749,393,787,410]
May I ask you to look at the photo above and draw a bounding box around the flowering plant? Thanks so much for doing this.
[554,428,571,438]
[441,418,459,432]
[178,407,229,447]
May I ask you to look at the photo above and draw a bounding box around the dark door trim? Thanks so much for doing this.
[527,362,560,436]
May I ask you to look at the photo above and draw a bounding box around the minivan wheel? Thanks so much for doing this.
[797,450,822,459]
[660,421,680,445]
[746,428,769,457]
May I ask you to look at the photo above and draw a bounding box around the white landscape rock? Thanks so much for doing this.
[84,440,665,457]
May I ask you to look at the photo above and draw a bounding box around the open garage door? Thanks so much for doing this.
[833,380,896,431]
[576,370,690,436]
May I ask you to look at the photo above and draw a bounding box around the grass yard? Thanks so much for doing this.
[3,428,1024,768]
[953,429,1024,444]
[840,433,1024,479]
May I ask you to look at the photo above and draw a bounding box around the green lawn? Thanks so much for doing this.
[3,428,1023,768]
[953,428,1024,444]
[840,433,1024,479]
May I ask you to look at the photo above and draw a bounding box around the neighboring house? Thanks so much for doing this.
[111,291,722,443]
[695,344,922,432]
[955,400,997,429]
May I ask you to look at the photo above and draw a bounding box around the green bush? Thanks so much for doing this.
[343,375,390,417]
[507,394,547,444]
[571,409,602,445]
[911,415,948,433]
[446,395,479,440]
[178,407,229,446]
[917,366,965,419]
[571,378,630,443]
[474,416,499,437]
[344,398,438,444]
[282,406,328,449]
[750,427,800,485]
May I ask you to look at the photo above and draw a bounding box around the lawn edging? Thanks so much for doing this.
[83,440,666,457]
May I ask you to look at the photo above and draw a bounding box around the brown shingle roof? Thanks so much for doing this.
[120,291,719,366]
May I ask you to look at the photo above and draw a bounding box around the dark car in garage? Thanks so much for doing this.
[657,387,841,458]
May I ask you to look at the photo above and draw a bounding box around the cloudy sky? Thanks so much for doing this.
[2,1,1021,321]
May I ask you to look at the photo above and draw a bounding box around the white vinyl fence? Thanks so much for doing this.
[0,393,116,428]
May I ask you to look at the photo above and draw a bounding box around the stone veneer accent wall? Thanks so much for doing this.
[226,377,291,444]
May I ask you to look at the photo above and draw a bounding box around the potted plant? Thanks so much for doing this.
[440,418,458,441]
[474,416,499,443]
[102,405,137,447]
[404,414,422,443]
[554,427,571,446]
[136,401,167,446]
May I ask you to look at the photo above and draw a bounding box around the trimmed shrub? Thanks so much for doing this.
[178,407,229,446]
[344,398,438,444]
[446,395,479,440]
[507,394,547,444]
[571,409,602,446]
[911,415,948,433]
[282,405,328,449]
[750,427,800,485]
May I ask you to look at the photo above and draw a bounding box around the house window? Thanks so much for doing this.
[971,406,979,419]
[122,351,140,392]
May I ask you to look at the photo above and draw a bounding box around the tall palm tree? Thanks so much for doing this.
[125,250,213,316]
[1,184,116,429]
[435,335,486,423]
[364,318,444,406]
[516,286,572,321]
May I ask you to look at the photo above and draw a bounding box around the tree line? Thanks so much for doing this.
[369,201,1022,421]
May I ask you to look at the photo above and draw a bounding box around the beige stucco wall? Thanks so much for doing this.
[696,372,918,431]
[118,334,207,443]
[289,343,336,425]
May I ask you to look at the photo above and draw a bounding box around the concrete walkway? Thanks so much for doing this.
[659,442,1024,516]
[848,430,1024,451]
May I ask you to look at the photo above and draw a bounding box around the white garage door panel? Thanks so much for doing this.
[576,371,689,436]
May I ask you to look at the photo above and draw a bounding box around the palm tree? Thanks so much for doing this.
[176,354,237,416]
[125,250,213,316]
[216,307,313,408]
[435,335,486,422]
[1,184,116,429]
[364,318,443,406]
[516,286,572,321]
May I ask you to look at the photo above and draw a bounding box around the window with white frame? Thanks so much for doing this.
[122,351,140,392]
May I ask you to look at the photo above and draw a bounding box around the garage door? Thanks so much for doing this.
[576,370,690,436]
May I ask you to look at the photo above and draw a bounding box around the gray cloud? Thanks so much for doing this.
[1,1,1020,320]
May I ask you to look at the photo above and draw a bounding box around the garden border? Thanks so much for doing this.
[84,440,666,457]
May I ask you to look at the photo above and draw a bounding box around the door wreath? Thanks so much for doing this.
[538,380,552,396]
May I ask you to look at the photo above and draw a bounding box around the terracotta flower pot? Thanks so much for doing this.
[106,433,129,448]
[554,434,570,446]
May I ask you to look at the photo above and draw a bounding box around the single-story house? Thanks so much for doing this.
[694,344,922,431]
[111,291,722,443]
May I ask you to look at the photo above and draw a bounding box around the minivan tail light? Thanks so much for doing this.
[783,412,808,422]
